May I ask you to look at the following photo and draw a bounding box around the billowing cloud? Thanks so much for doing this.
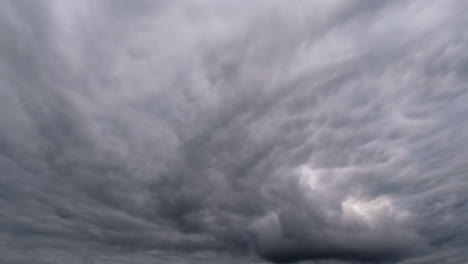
[1,0,468,263]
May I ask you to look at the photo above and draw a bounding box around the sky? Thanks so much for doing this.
[1,0,468,263]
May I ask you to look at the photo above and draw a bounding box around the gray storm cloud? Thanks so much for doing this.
[1,0,468,263]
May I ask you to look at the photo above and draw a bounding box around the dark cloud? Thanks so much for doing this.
[1,0,468,263]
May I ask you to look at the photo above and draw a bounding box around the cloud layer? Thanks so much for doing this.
[1,0,468,263]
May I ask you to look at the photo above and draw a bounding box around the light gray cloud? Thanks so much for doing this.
[1,0,468,263]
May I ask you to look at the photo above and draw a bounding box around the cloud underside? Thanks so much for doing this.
[1,0,468,263]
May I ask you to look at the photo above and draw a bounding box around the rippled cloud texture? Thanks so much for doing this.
[1,0,468,263]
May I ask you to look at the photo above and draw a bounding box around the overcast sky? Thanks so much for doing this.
[1,0,468,263]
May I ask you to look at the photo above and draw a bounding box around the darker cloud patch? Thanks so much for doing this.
[261,245,412,264]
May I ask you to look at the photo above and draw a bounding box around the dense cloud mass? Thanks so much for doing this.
[1,0,468,263]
